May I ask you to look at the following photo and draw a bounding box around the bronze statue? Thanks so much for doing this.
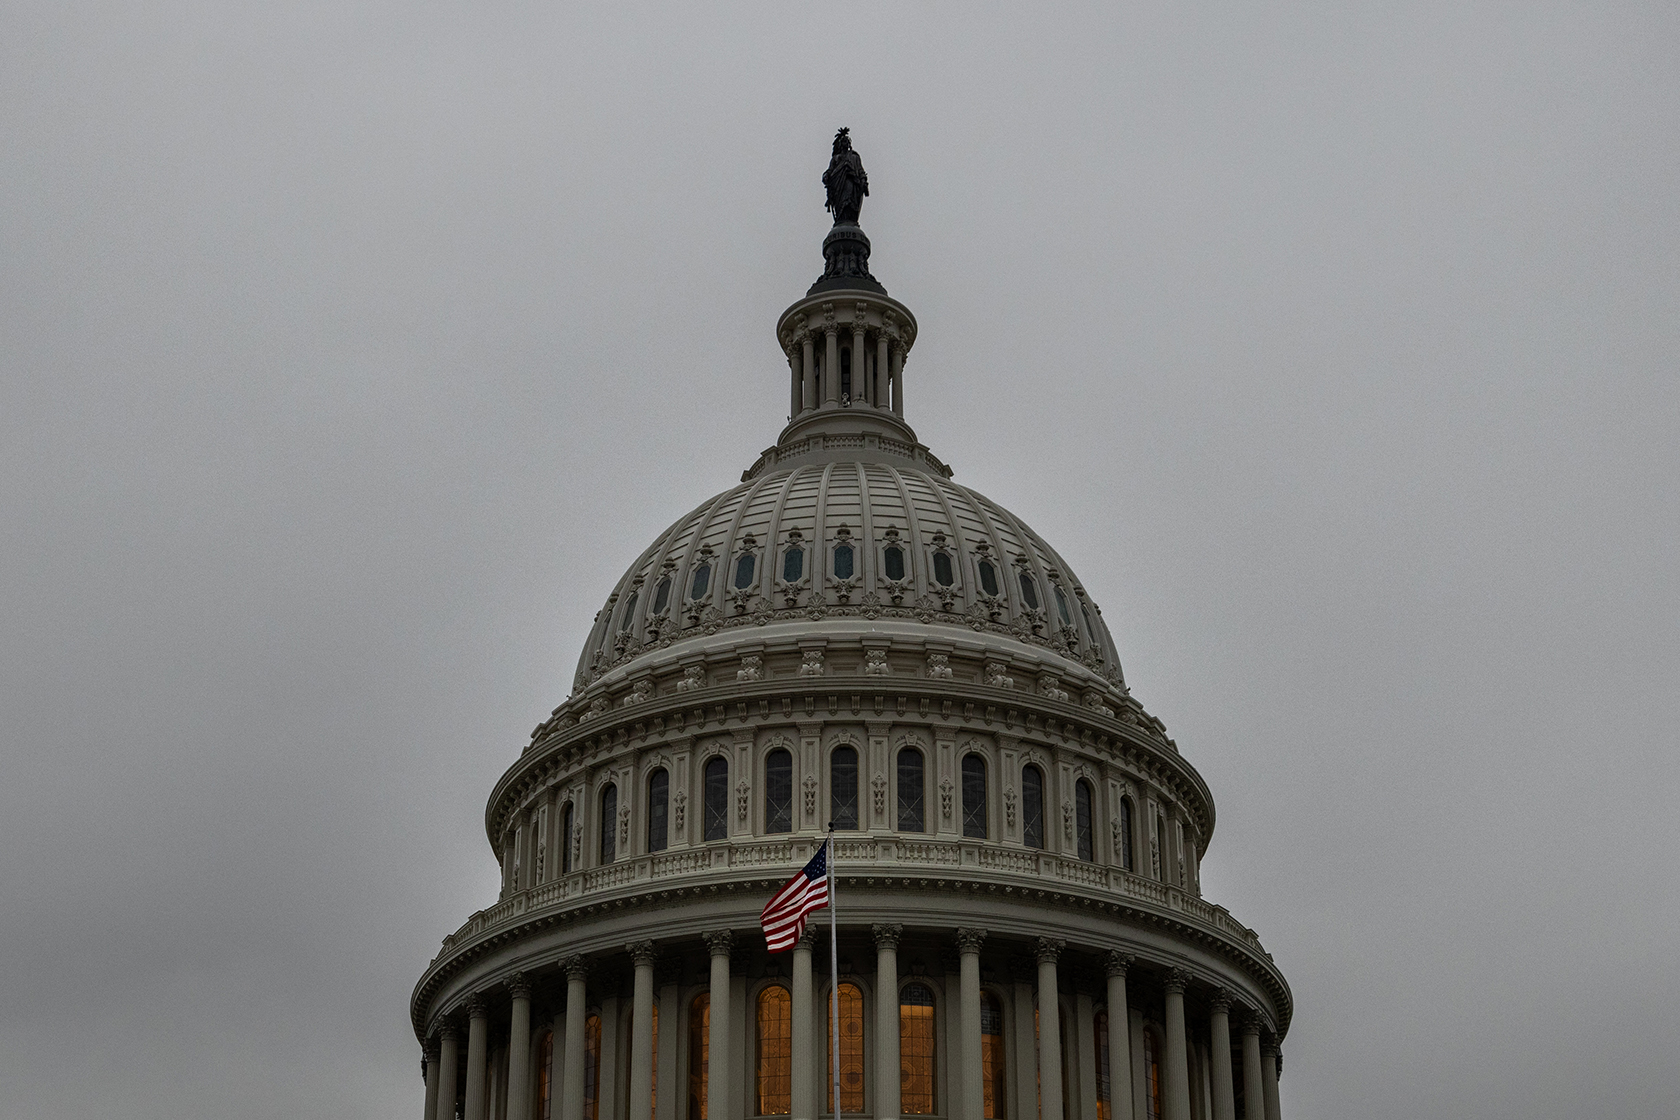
[822,128,869,225]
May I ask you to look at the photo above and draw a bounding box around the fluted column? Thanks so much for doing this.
[1162,971,1190,1120]
[875,334,890,410]
[824,329,840,407]
[874,923,903,1120]
[561,956,589,1120]
[792,929,816,1120]
[1208,990,1233,1120]
[801,334,816,414]
[705,931,734,1120]
[956,929,987,1120]
[1260,1041,1281,1120]
[507,974,533,1120]
[889,343,904,416]
[463,996,489,1120]
[625,942,656,1120]
[1240,1015,1264,1120]
[1105,953,1135,1120]
[435,1026,460,1120]
[851,323,868,404]
[1036,939,1065,1120]
[423,1041,441,1120]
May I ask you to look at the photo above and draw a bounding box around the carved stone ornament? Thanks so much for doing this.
[954,927,987,953]
[798,649,825,677]
[737,778,750,822]
[581,696,609,721]
[939,775,954,819]
[1105,951,1135,979]
[984,660,1014,689]
[736,655,763,683]
[571,825,583,868]
[1034,937,1065,964]
[802,773,819,816]
[704,929,734,956]
[627,940,657,967]
[1038,673,1069,702]
[1062,799,1074,841]
[625,678,653,706]
[871,922,903,951]
[1164,968,1189,995]
[1209,988,1233,1014]
[871,772,887,815]
[562,954,590,981]
[926,652,953,679]
[1084,690,1115,717]
[507,971,532,1000]
[672,789,687,832]
[675,665,706,692]
[618,805,630,845]
[1004,787,1017,829]
[863,649,891,676]
[465,993,488,1019]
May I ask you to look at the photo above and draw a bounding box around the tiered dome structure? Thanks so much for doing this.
[411,132,1293,1120]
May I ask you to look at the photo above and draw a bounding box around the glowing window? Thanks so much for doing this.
[883,545,906,581]
[783,547,804,582]
[932,552,955,588]
[830,746,859,829]
[690,563,712,601]
[734,554,756,590]
[756,986,792,1115]
[647,769,669,853]
[827,982,865,1113]
[584,1013,602,1120]
[537,1029,553,1120]
[900,983,936,1114]
[652,577,672,616]
[978,560,1000,597]
[765,749,793,834]
[1094,1008,1111,1120]
[1018,571,1040,610]
[981,991,1006,1118]
[962,754,988,839]
[1144,1029,1163,1120]
[600,784,618,864]
[833,544,854,581]
[897,748,925,833]
[1075,780,1094,862]
[688,995,709,1120]
[1022,766,1045,850]
[703,757,728,842]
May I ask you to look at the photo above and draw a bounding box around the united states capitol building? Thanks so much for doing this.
[411,133,1293,1120]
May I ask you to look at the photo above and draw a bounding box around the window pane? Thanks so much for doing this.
[600,785,618,863]
[653,577,671,616]
[831,747,859,830]
[981,992,1006,1119]
[978,560,999,597]
[561,804,574,874]
[735,554,756,590]
[897,749,925,832]
[1120,799,1134,870]
[1022,767,1044,850]
[901,983,936,1115]
[883,546,905,581]
[1144,1031,1162,1120]
[827,983,865,1113]
[585,1014,602,1120]
[1054,586,1072,627]
[537,1030,553,1120]
[962,755,987,839]
[783,547,804,582]
[703,757,729,841]
[690,563,712,601]
[833,544,854,581]
[1018,571,1040,610]
[765,750,793,834]
[621,590,638,630]
[757,986,792,1115]
[688,995,709,1120]
[648,770,669,853]
[1076,780,1094,862]
[1094,1008,1111,1120]
[932,552,954,588]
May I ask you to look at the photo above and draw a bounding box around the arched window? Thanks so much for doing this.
[703,756,729,842]
[599,784,618,864]
[1017,570,1040,611]
[1119,798,1135,871]
[831,746,859,830]
[620,589,638,631]
[1075,779,1094,862]
[833,541,855,581]
[756,986,792,1115]
[962,754,988,839]
[782,544,804,583]
[883,544,907,581]
[1054,585,1073,629]
[647,769,669,853]
[688,994,709,1120]
[977,558,1000,597]
[560,802,574,874]
[827,982,865,1113]
[765,749,793,834]
[651,1002,660,1117]
[689,561,712,602]
[1021,766,1045,849]
[897,748,925,832]
[980,991,1006,1118]
[1143,1028,1163,1120]
[734,553,756,590]
[584,1013,602,1120]
[1094,1008,1111,1120]
[900,983,936,1114]
[932,551,955,588]
[536,1029,553,1120]
[652,576,672,616]
[1154,816,1167,881]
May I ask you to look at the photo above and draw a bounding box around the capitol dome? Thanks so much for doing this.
[413,134,1293,1120]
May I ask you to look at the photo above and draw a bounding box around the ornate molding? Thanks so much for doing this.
[507,971,532,1000]
[562,954,590,981]
[627,940,657,967]
[955,927,987,954]
[1034,936,1065,964]
[704,929,734,957]
[1164,967,1189,995]
[465,993,488,1019]
[1209,988,1233,1014]
[872,922,904,951]
[1106,950,1135,979]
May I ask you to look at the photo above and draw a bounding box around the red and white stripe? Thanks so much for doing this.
[760,857,830,952]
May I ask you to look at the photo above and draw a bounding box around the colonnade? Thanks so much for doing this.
[421,929,1284,1120]
[787,323,905,418]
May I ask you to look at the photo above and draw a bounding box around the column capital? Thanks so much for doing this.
[562,954,590,981]
[704,929,734,957]
[507,971,532,1000]
[437,1022,460,1043]
[465,993,489,1019]
[1209,988,1233,1014]
[955,927,987,954]
[1259,1039,1279,1060]
[872,923,904,951]
[626,940,657,967]
[796,927,817,951]
[1105,950,1135,979]
[1164,967,1189,995]
[1241,1010,1265,1037]
[424,1037,441,1060]
[1034,937,1065,965]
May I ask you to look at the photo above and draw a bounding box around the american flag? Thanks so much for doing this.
[760,841,830,952]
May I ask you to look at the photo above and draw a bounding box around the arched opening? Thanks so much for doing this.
[703,756,729,841]
[1021,765,1045,849]
[830,746,859,830]
[1075,779,1094,862]
[962,754,988,839]
[756,985,792,1115]
[897,747,925,832]
[536,1029,553,1120]
[584,1013,602,1120]
[688,994,709,1120]
[1094,1008,1110,1120]
[560,803,574,874]
[599,784,618,864]
[647,769,669,853]
[765,749,793,834]
[980,991,1006,1118]
[900,982,936,1114]
[827,982,865,1114]
[1143,1028,1163,1120]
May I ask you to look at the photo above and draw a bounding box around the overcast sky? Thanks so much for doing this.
[3,3,1677,1118]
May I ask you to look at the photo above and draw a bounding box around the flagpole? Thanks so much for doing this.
[827,825,841,1120]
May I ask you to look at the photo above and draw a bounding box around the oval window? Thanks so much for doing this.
[833,544,854,580]
[883,546,905,581]
[1054,585,1072,627]
[690,563,711,601]
[782,546,804,582]
[652,577,671,615]
[734,553,756,590]
[1018,571,1039,610]
[932,552,955,588]
[977,560,999,597]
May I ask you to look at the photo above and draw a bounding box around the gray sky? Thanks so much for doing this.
[3,3,1677,1118]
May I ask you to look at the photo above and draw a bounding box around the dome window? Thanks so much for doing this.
[977,559,1000,597]
[647,769,669,853]
[599,783,618,864]
[782,545,804,582]
[689,562,712,601]
[1021,765,1045,849]
[765,749,793,834]
[1075,779,1094,862]
[831,746,859,829]
[652,576,671,616]
[734,553,756,590]
[833,543,855,581]
[1053,585,1072,628]
[932,551,955,588]
[703,756,729,841]
[883,545,906,581]
[961,754,988,839]
[1017,571,1040,611]
[897,747,924,832]
[620,589,638,630]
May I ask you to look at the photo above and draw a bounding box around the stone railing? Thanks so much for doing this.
[435,834,1266,962]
